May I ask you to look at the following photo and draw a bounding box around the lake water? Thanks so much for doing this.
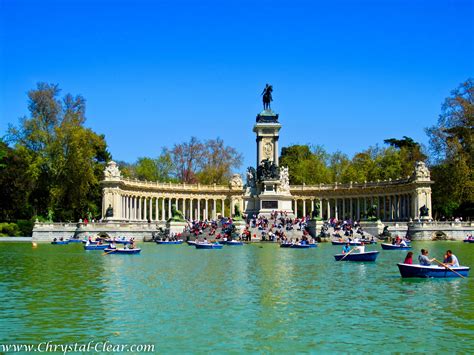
[0,241,473,353]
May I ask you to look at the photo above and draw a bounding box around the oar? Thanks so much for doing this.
[102,249,117,256]
[339,248,355,261]
[433,259,465,279]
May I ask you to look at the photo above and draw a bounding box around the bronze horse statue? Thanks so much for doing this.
[261,84,273,110]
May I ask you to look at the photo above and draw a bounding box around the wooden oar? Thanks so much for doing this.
[433,259,465,278]
[339,248,355,261]
[102,249,117,256]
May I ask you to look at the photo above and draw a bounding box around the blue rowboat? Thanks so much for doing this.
[332,240,372,246]
[195,243,223,250]
[397,263,470,278]
[290,243,317,249]
[280,243,293,248]
[156,240,183,245]
[381,243,411,250]
[225,240,244,246]
[84,244,108,250]
[186,240,197,246]
[334,251,379,262]
[68,238,82,243]
[51,241,69,245]
[104,248,141,254]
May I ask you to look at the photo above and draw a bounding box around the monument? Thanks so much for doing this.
[243,85,294,217]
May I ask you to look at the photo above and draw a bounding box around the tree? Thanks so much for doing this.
[425,79,474,218]
[280,145,331,184]
[6,83,110,221]
[384,136,427,177]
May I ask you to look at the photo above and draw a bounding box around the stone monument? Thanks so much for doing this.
[243,85,294,217]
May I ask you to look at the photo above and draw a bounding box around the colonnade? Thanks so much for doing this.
[115,195,235,221]
[292,193,414,221]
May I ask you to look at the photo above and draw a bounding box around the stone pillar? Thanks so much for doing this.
[197,199,201,220]
[311,199,315,215]
[342,198,346,219]
[205,199,209,220]
[327,199,330,219]
[335,198,338,220]
[212,199,216,219]
[168,197,172,220]
[143,197,147,221]
[302,199,306,218]
[161,198,165,221]
[221,198,225,217]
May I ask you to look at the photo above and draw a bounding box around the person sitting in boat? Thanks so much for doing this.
[443,250,460,267]
[354,242,365,253]
[53,238,57,242]
[370,236,375,243]
[404,252,413,264]
[418,249,435,266]
[59,237,64,241]
[109,241,117,249]
[342,243,351,254]
[400,239,408,247]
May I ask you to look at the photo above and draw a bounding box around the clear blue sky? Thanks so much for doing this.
[1,0,473,171]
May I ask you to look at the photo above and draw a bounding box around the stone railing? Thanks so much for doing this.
[290,177,414,191]
[118,178,236,193]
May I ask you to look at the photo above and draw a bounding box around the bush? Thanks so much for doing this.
[17,219,34,236]
[0,223,21,236]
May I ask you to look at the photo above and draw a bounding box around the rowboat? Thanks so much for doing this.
[186,240,197,246]
[156,240,183,245]
[225,240,244,246]
[104,248,141,254]
[381,243,411,250]
[397,263,470,278]
[84,244,108,250]
[334,251,379,262]
[68,238,82,243]
[195,243,223,249]
[331,240,375,246]
[290,243,317,249]
[51,241,69,245]
[280,243,293,248]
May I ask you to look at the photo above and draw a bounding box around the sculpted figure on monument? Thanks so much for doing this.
[246,167,257,188]
[170,204,185,222]
[419,205,429,217]
[229,173,243,190]
[105,204,114,217]
[257,159,279,181]
[261,84,273,110]
[413,161,430,181]
[279,166,290,193]
[104,161,121,179]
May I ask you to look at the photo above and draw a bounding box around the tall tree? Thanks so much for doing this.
[426,79,474,218]
[7,83,110,221]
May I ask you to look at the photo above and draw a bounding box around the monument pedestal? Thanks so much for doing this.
[307,220,328,241]
[166,221,188,237]
[360,220,384,238]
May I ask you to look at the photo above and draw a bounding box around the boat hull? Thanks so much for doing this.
[156,241,183,245]
[84,245,108,250]
[51,241,69,245]
[334,251,379,262]
[397,263,470,278]
[332,241,375,246]
[104,248,141,254]
[381,243,411,250]
[225,241,244,246]
[68,239,82,243]
[195,243,223,249]
[186,241,197,246]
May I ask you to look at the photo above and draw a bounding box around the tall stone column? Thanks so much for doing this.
[143,197,147,221]
[161,198,165,220]
[221,198,225,217]
[327,199,330,219]
[335,198,339,220]
[205,199,209,220]
[302,200,306,218]
[168,197,172,219]
[212,199,216,220]
[197,199,201,221]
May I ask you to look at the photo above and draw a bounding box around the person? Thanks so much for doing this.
[355,242,365,253]
[404,251,413,264]
[400,239,408,247]
[443,250,460,267]
[342,243,351,254]
[418,249,434,266]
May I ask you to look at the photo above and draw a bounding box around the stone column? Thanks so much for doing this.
[197,199,201,220]
[161,198,165,220]
[221,198,225,217]
[205,199,209,220]
[302,199,306,218]
[335,198,338,220]
[311,199,315,215]
[212,199,216,220]
[168,197,172,219]
[154,198,158,221]
[143,197,147,221]
[326,199,330,219]
[342,198,346,219]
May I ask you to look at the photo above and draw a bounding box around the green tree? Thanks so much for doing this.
[7,83,110,221]
[426,79,474,218]
[280,145,331,184]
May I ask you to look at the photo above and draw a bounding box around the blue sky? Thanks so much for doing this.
[1,0,473,171]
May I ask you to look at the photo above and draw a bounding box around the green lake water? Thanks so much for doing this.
[0,241,473,353]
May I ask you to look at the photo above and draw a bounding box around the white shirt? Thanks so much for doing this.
[450,254,460,267]
[356,245,365,253]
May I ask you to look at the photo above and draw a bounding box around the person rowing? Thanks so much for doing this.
[354,242,365,253]
[418,249,435,266]
[443,250,460,267]
[342,243,351,254]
